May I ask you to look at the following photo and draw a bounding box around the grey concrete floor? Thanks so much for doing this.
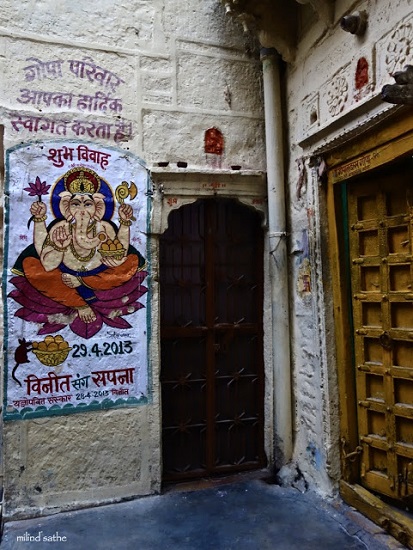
[0,479,406,550]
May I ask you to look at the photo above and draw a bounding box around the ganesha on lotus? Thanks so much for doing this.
[9,167,147,339]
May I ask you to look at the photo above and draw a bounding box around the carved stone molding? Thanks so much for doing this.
[150,168,267,234]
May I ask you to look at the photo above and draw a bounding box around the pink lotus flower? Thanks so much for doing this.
[8,270,148,339]
[24,176,50,200]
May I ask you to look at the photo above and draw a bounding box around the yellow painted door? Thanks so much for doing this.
[348,158,413,501]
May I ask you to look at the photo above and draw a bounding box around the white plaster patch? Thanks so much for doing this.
[162,0,245,49]
[176,52,263,114]
[0,0,158,50]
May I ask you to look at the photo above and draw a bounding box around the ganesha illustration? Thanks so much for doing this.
[9,167,147,339]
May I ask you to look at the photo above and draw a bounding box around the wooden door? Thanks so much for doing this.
[160,199,266,481]
[347,158,413,502]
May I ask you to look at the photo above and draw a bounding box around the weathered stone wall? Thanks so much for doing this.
[285,0,413,495]
[0,0,266,519]
[0,1,265,167]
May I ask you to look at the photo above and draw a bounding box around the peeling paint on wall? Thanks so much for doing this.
[306,442,323,471]
[296,229,311,297]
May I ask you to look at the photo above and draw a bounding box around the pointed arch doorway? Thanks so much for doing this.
[160,198,266,482]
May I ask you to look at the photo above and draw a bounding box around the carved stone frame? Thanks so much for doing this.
[148,167,273,479]
[150,168,267,235]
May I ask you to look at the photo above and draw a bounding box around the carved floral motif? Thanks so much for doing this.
[326,75,349,116]
[385,22,413,76]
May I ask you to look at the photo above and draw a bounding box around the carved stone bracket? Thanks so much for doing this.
[221,0,297,62]
[150,168,267,235]
[295,0,334,25]
[221,0,334,62]
[382,65,413,105]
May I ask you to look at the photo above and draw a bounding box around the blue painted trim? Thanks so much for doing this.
[4,396,149,421]
[3,143,12,418]
[145,171,153,404]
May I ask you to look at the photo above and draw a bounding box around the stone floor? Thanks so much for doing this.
[0,478,406,550]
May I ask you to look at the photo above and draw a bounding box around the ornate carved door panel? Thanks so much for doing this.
[348,159,413,501]
[160,199,266,481]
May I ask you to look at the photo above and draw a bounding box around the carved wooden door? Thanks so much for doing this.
[160,199,266,481]
[348,159,413,502]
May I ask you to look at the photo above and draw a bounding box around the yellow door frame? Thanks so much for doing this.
[326,107,413,548]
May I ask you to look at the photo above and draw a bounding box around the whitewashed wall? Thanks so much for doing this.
[0,0,266,518]
[285,0,413,495]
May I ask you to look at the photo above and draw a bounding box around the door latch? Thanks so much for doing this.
[341,438,363,462]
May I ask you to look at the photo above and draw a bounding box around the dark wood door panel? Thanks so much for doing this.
[160,199,265,481]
